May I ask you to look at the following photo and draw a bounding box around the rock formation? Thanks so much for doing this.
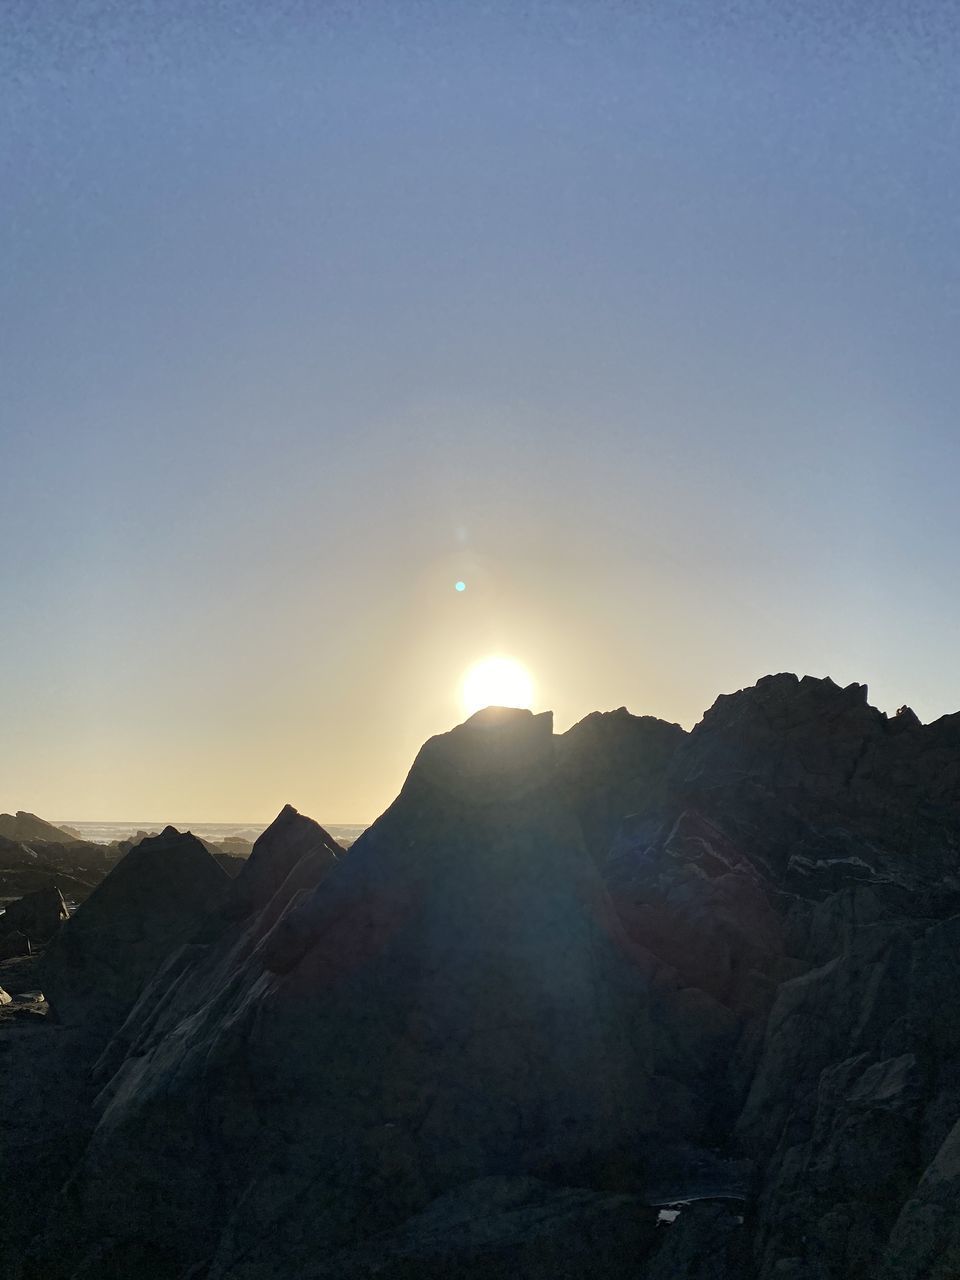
[0,886,69,943]
[31,712,661,1278]
[0,811,79,845]
[40,826,230,1033]
[3,676,960,1280]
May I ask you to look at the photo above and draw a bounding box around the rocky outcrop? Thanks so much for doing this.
[0,887,69,943]
[557,708,685,859]
[8,675,960,1280]
[0,812,78,845]
[0,930,31,960]
[549,675,960,1275]
[222,802,341,920]
[0,827,118,909]
[32,710,661,1279]
[40,827,229,1033]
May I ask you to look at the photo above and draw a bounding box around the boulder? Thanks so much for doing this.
[0,886,69,942]
[0,930,31,960]
[40,827,229,1033]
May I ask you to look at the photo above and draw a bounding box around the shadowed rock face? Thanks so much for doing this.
[557,707,685,860]
[30,709,662,1280]
[9,676,960,1280]
[571,676,960,1279]
[40,827,229,1032]
[0,886,68,943]
[222,803,342,921]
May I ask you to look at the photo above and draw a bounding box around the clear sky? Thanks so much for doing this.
[3,1,959,823]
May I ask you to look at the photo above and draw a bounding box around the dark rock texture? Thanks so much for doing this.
[571,673,960,1279]
[222,801,341,920]
[40,826,229,1033]
[310,1176,659,1279]
[0,930,31,960]
[31,711,659,1279]
[5,675,960,1280]
[0,886,69,942]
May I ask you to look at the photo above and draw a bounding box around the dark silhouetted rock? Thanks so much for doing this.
[557,707,685,859]
[0,886,69,942]
[40,826,229,1033]
[0,811,79,845]
[37,710,658,1279]
[0,930,31,960]
[12,675,960,1280]
[222,802,341,921]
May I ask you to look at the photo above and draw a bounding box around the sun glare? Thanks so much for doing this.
[462,656,535,718]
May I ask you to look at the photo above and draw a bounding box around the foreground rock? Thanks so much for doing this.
[222,801,341,920]
[0,886,69,943]
[8,675,960,1280]
[40,827,229,1033]
[565,674,960,1278]
[32,711,658,1279]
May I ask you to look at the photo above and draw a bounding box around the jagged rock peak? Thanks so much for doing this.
[226,803,341,920]
[697,672,876,729]
[893,703,923,730]
[123,826,217,865]
[40,826,229,1031]
[673,673,891,799]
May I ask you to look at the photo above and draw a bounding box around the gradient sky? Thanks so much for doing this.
[3,1,959,823]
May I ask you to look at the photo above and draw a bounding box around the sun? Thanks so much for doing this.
[461,656,535,718]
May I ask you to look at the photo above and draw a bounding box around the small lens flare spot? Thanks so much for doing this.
[455,581,466,592]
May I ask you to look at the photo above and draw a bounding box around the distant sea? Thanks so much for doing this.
[59,821,368,847]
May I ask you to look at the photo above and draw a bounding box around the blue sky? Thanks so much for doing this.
[3,1,959,820]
